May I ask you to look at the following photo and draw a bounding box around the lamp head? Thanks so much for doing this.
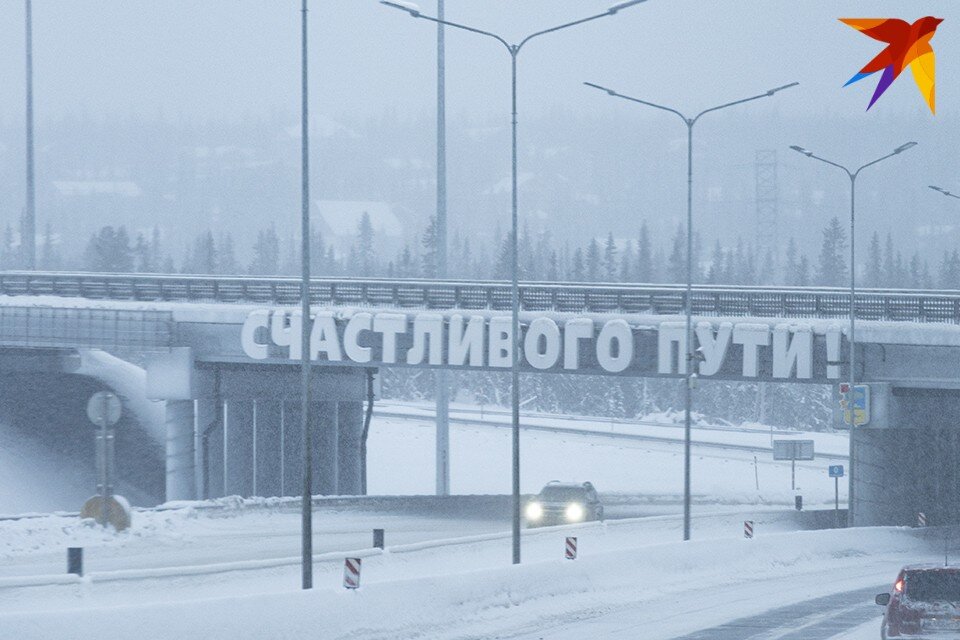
[789,145,813,157]
[894,141,918,154]
[767,81,800,96]
[380,1,421,17]
[607,0,647,14]
[930,185,952,196]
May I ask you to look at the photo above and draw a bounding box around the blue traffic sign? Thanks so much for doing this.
[839,384,870,426]
[829,465,844,478]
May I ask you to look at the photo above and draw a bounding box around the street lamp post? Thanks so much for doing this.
[299,0,313,590]
[584,81,798,541]
[382,0,648,564]
[789,142,918,526]
[435,0,450,497]
[24,0,36,270]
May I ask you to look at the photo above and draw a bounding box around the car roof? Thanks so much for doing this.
[542,482,592,490]
[901,564,960,572]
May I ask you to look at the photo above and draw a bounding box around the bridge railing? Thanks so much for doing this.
[1,271,959,323]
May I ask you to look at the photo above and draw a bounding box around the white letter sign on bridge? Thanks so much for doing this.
[239,309,848,383]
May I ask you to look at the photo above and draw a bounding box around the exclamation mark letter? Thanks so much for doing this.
[826,327,841,379]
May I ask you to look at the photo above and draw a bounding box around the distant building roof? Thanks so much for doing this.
[52,181,142,197]
[314,201,402,238]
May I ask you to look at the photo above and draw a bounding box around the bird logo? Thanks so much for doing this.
[841,17,943,114]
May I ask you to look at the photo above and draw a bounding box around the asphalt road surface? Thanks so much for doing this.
[669,585,882,640]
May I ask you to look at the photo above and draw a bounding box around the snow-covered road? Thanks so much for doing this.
[0,517,933,640]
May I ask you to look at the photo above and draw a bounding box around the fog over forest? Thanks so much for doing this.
[0,1,956,278]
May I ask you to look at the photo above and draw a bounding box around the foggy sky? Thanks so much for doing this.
[1,2,955,123]
[0,1,958,261]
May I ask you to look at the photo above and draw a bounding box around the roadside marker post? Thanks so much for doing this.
[744,521,754,539]
[565,536,577,560]
[67,548,83,576]
[918,512,928,528]
[343,557,362,589]
[373,528,385,550]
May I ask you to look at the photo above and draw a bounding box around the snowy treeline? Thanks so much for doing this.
[24,214,957,290]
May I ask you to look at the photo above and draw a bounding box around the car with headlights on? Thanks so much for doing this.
[876,564,960,638]
[524,481,603,527]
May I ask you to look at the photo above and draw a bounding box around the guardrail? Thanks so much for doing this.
[2,271,959,323]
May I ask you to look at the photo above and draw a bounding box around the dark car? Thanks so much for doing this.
[876,565,960,638]
[524,481,603,527]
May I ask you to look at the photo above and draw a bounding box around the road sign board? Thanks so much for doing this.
[773,440,815,461]
[840,383,870,426]
[86,391,121,427]
[829,465,844,478]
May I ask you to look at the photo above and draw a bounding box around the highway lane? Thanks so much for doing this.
[502,558,903,640]
[669,586,882,640]
[0,503,787,581]
[0,509,508,579]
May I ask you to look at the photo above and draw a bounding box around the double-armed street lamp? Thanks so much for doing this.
[583,80,799,541]
[789,142,918,525]
[381,0,649,565]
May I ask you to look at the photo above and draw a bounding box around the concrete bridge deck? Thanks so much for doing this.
[1,273,959,528]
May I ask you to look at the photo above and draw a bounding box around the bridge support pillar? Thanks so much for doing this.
[852,388,960,527]
[196,399,223,499]
[149,362,367,500]
[253,400,282,499]
[224,400,254,497]
[281,400,300,498]
[164,400,195,502]
[316,402,339,495]
[853,428,960,527]
[337,401,364,495]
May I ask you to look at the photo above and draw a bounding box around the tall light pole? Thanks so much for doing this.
[299,0,313,590]
[789,141,917,526]
[434,0,450,497]
[24,0,36,270]
[584,81,798,541]
[382,0,649,564]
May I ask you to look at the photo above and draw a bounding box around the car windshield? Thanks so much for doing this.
[906,571,960,602]
[539,486,587,501]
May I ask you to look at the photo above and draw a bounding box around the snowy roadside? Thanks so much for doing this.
[0,525,929,640]
[375,399,850,456]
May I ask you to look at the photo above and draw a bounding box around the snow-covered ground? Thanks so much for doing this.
[367,409,849,505]
[0,404,849,515]
[0,515,935,639]
[0,405,872,638]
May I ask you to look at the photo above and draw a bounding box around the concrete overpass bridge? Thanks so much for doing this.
[2,271,960,528]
